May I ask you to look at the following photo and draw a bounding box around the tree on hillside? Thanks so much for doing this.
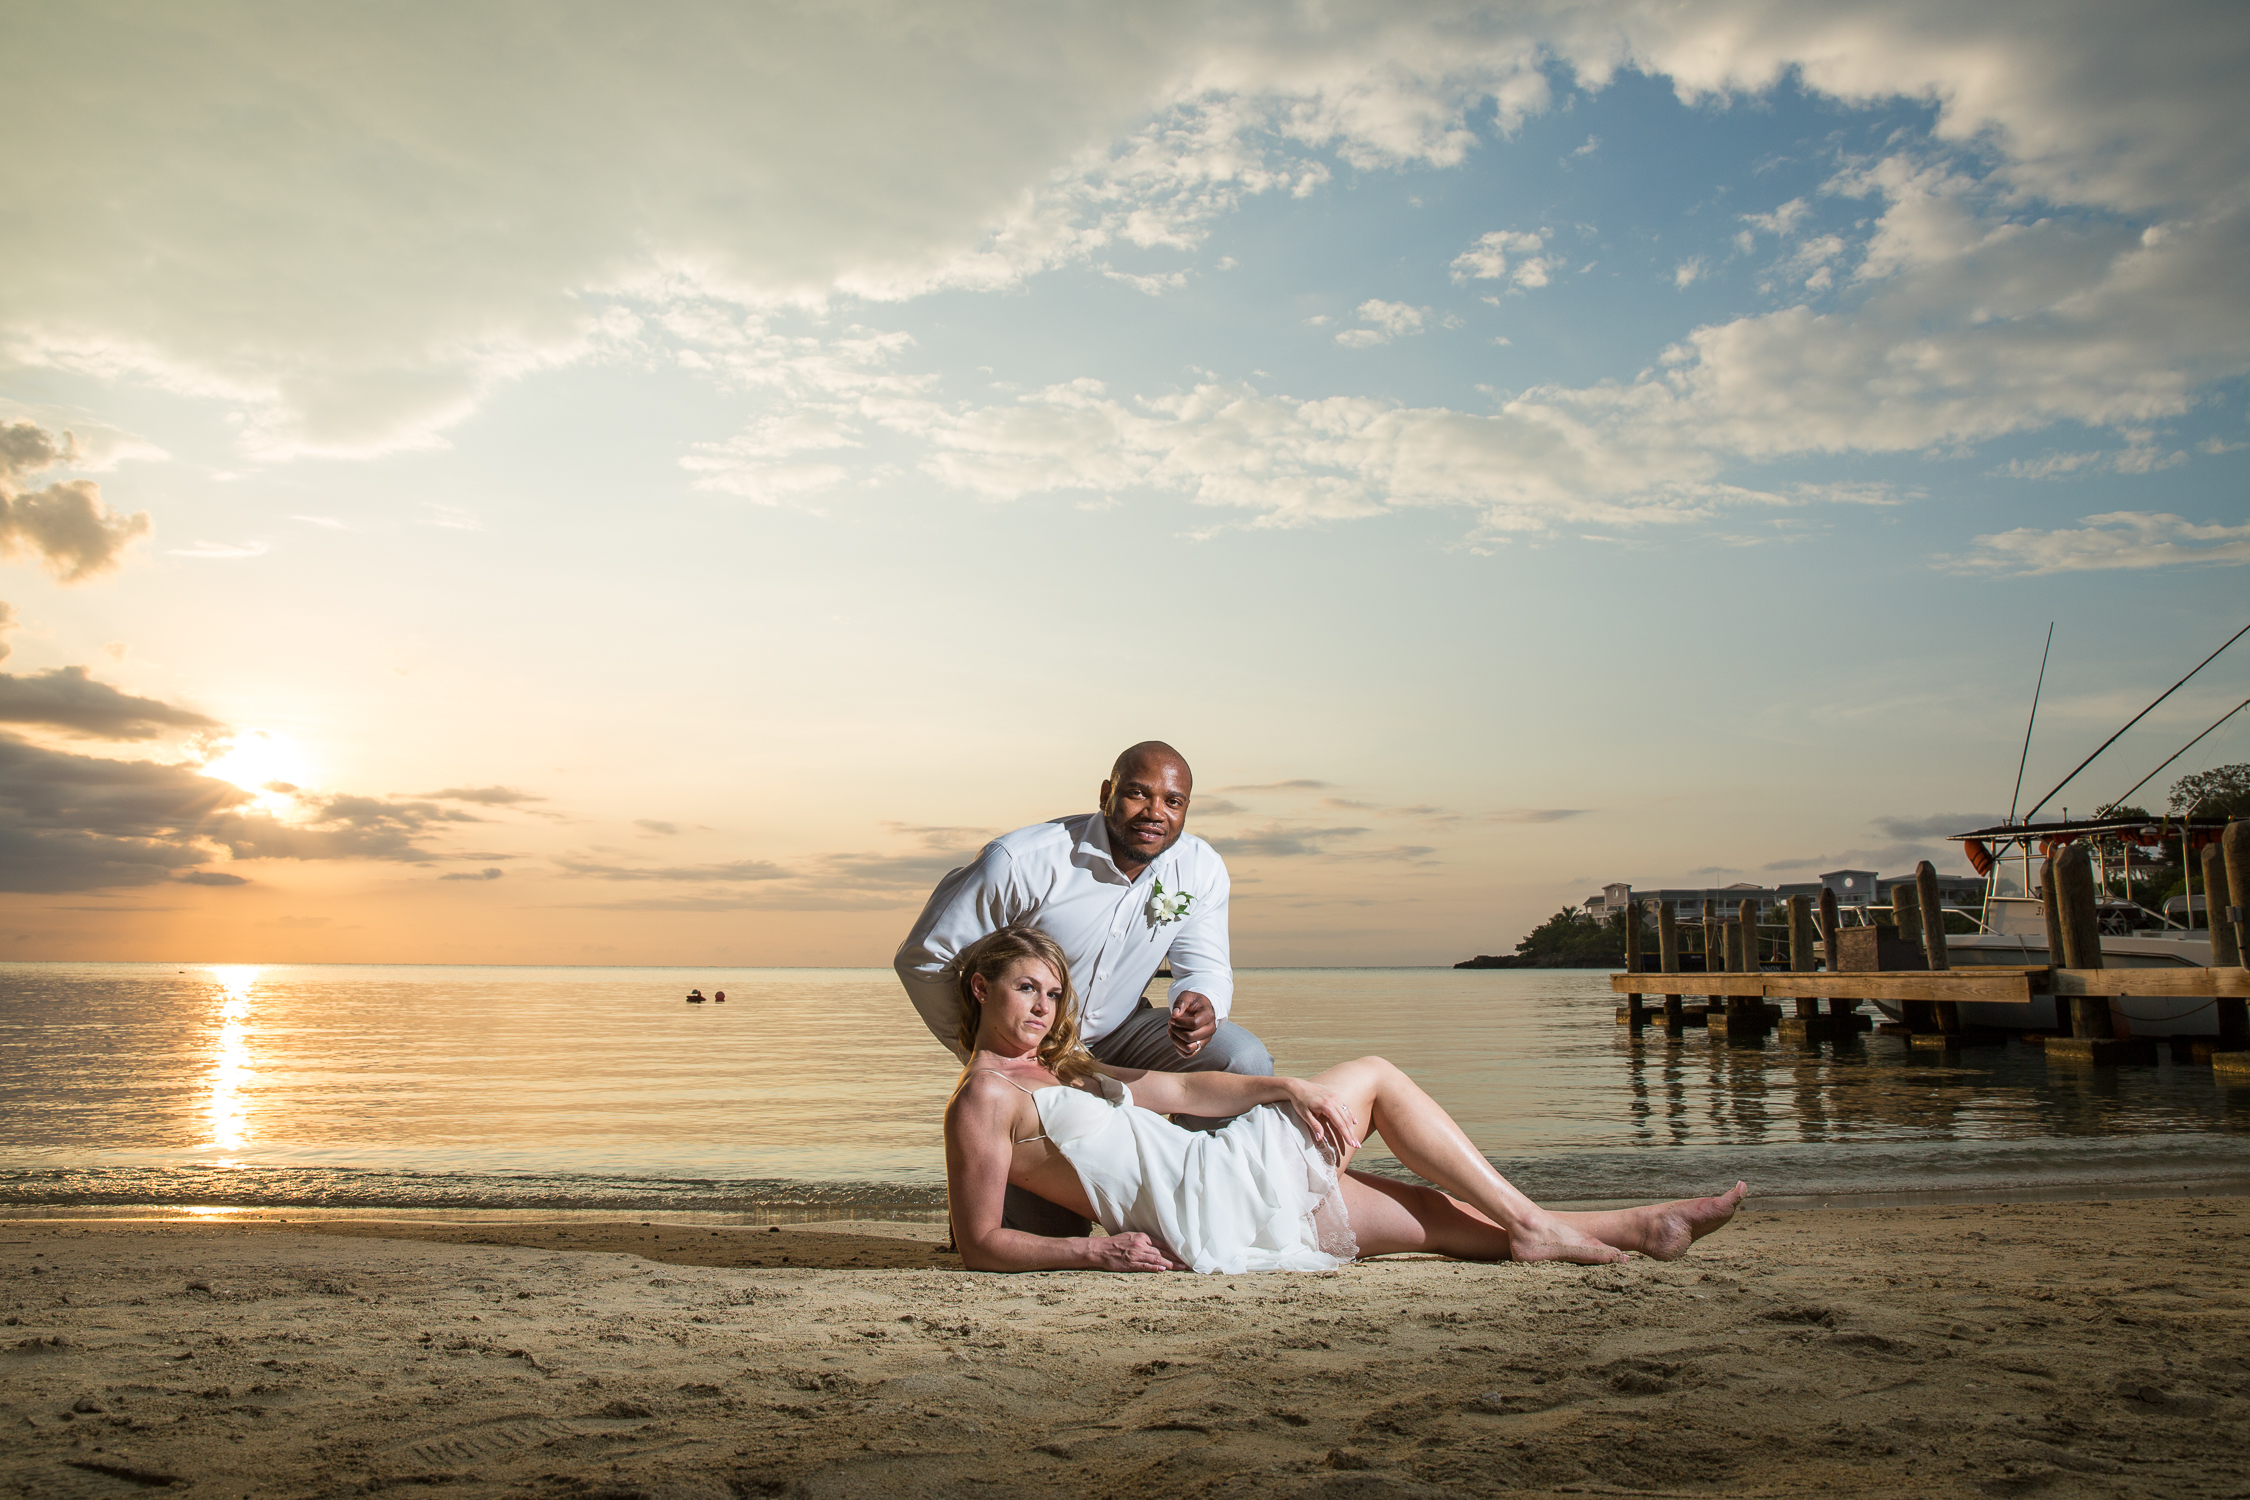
[1512,907,1627,967]
[2171,763,2250,820]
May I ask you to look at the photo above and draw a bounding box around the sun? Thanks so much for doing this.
[200,730,310,810]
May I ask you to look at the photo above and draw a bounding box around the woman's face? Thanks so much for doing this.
[974,957,1063,1056]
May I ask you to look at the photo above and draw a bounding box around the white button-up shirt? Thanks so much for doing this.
[893,812,1234,1059]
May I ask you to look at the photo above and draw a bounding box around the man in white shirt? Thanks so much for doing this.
[894,741,1272,1234]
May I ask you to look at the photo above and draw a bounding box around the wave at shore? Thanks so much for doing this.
[7,1131,2246,1222]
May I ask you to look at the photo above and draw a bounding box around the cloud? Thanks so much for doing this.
[5,1,2247,524]
[421,785,544,805]
[1449,229,1551,288]
[1188,797,1246,816]
[0,734,470,891]
[0,423,151,581]
[1870,813,2002,841]
[554,856,793,883]
[634,819,682,836]
[1739,198,1811,240]
[1760,846,1975,879]
[1334,843,1439,863]
[1672,256,1704,288]
[1947,512,2250,575]
[801,822,994,888]
[883,156,2250,533]
[1335,299,1428,348]
[552,822,996,908]
[1491,807,1589,824]
[679,397,883,507]
[1998,450,2105,479]
[439,867,505,881]
[225,792,485,863]
[176,869,248,886]
[1203,822,1367,857]
[1217,779,1331,792]
[1101,266,1189,295]
[0,666,219,740]
[1760,812,1998,877]
[559,890,919,913]
[0,601,15,662]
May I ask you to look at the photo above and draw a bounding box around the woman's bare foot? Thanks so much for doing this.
[1508,1213,1629,1265]
[1632,1181,1748,1260]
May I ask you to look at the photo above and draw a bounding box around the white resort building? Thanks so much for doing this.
[1577,870,1982,925]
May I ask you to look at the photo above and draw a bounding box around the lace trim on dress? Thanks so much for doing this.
[1294,1116,1359,1262]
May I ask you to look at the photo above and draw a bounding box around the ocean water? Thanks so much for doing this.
[2,962,2245,1220]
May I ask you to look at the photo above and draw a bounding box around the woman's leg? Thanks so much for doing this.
[1314,1056,1744,1263]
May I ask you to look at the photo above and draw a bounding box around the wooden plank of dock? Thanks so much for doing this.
[1610,967,2250,1002]
[1611,969,2045,1003]
[2046,968,2250,997]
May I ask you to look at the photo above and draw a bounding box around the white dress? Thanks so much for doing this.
[1027,1074,1357,1274]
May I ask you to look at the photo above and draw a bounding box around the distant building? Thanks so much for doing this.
[1580,870,1981,924]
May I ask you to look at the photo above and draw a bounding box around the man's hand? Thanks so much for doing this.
[1084,1231,1184,1272]
[1168,991,1217,1056]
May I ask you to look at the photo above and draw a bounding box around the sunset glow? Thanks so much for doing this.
[201,733,310,812]
[0,4,2243,966]
[204,966,260,1155]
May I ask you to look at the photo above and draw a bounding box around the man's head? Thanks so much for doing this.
[1099,741,1193,875]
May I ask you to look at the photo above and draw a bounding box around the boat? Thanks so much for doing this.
[1851,814,2228,1036]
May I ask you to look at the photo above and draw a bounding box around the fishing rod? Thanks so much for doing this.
[2020,618,2250,824]
[2097,695,2250,816]
[2007,623,2053,825]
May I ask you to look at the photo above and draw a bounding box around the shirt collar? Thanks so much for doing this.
[1076,814,1158,886]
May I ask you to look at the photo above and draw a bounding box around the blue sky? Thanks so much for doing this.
[2,2,2246,964]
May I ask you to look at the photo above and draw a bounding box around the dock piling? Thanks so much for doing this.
[1623,898,1645,1031]
[2053,842,2108,1036]
[1703,899,1721,1018]
[1892,879,1934,1035]
[2048,842,2155,1065]
[2225,823,2250,971]
[1914,860,1964,1036]
[2207,844,2241,968]
[2041,855,2066,965]
[1817,887,1855,1031]
[1776,893,1831,1044]
[1788,894,1816,1017]
[1657,901,1685,1030]
[2219,829,2250,1070]
[1727,898,1771,1039]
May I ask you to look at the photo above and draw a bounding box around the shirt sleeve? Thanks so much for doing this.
[1163,847,1233,1016]
[892,841,1028,1060]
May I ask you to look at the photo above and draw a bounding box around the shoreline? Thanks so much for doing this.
[3,1198,2243,1496]
[6,1170,2249,1225]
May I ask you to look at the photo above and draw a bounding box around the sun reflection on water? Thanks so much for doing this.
[206,965,260,1158]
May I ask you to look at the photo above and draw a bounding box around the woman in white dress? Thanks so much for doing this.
[944,926,1746,1274]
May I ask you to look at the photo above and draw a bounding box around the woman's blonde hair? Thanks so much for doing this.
[954,925,1102,1085]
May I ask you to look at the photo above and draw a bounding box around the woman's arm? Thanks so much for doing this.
[1096,1066,1362,1156]
[943,1074,1183,1273]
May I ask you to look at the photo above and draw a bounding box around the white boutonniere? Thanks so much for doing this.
[1149,877,1194,927]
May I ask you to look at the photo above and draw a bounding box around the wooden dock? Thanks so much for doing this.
[1607,824,2250,1071]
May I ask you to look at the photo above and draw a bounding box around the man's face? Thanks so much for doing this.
[1099,755,1191,872]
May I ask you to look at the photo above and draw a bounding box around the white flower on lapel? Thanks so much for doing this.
[1148,877,1193,926]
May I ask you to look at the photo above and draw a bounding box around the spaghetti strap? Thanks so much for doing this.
[968,1069,1041,1096]
[968,1070,1052,1145]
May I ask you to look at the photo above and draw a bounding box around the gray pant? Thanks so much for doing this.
[1001,1002,1274,1238]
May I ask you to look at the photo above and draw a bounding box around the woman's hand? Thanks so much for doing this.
[1085,1232,1185,1272]
[1281,1077,1362,1158]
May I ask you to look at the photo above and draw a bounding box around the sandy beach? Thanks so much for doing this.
[3,1197,2245,1499]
